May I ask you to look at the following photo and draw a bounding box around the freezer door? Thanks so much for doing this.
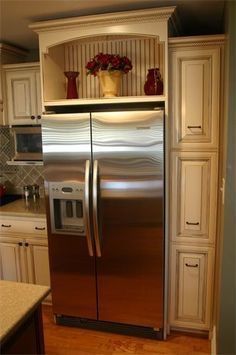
[92,110,164,328]
[42,113,97,319]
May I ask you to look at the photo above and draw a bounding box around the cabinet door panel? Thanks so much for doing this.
[182,59,210,140]
[6,68,41,124]
[25,242,51,301]
[0,242,21,282]
[171,152,217,244]
[170,47,220,148]
[36,70,42,118]
[178,254,205,319]
[170,244,214,330]
[32,245,50,287]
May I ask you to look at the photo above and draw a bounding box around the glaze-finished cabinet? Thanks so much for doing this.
[171,151,218,245]
[3,62,42,125]
[0,216,50,301]
[0,239,22,282]
[169,36,224,332]
[170,46,220,150]
[170,244,214,330]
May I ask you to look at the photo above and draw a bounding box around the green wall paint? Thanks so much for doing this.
[218,1,236,354]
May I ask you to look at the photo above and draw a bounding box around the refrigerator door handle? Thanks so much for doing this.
[93,160,102,257]
[85,159,94,257]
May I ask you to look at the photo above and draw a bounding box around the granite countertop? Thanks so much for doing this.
[0,198,46,218]
[0,280,50,343]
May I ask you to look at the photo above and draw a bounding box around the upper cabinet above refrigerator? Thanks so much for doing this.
[3,62,42,125]
[29,7,178,108]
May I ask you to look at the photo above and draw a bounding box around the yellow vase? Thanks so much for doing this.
[98,70,122,98]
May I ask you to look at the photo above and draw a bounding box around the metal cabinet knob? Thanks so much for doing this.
[31,115,35,120]
[35,226,45,230]
[185,263,199,268]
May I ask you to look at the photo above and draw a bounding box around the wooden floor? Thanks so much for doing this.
[42,306,211,355]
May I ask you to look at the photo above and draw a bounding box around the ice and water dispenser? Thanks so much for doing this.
[48,182,86,235]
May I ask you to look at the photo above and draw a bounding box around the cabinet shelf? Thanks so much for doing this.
[44,95,166,108]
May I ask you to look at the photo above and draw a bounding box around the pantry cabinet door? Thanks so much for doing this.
[170,244,214,330]
[0,241,22,282]
[170,47,220,149]
[171,151,217,245]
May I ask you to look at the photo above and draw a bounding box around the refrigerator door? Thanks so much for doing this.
[42,113,97,319]
[92,110,164,329]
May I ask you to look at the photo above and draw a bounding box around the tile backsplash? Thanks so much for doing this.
[0,127,45,196]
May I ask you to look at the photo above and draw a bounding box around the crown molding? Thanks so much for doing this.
[0,43,27,58]
[168,34,225,48]
[29,6,176,32]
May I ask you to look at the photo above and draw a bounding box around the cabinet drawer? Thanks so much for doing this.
[170,244,214,330]
[170,47,220,149]
[0,217,47,236]
[171,151,218,244]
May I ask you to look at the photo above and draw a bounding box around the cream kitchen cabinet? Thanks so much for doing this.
[170,244,214,330]
[0,44,27,125]
[169,36,224,333]
[0,238,23,282]
[169,41,221,150]
[171,151,218,245]
[0,216,50,299]
[29,7,176,106]
[3,62,42,125]
[25,239,50,288]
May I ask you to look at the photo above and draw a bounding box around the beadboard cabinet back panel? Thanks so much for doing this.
[43,36,164,101]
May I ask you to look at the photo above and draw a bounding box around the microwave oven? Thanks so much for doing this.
[12,126,43,161]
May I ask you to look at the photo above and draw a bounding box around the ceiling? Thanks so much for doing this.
[0,0,225,52]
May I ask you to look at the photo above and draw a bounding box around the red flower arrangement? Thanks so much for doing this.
[86,53,132,76]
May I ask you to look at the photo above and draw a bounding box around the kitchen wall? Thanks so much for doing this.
[218,0,236,354]
[0,127,44,195]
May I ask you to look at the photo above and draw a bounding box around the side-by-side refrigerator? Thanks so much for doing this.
[42,109,164,338]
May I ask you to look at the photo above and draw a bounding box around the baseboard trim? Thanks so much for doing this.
[170,326,209,337]
[211,326,217,355]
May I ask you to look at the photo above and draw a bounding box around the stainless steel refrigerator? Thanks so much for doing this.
[42,109,164,338]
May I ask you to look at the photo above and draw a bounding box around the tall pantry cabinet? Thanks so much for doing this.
[168,36,224,331]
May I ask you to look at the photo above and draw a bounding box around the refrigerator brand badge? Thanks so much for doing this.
[136,126,151,130]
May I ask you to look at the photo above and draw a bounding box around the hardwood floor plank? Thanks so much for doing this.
[42,306,210,355]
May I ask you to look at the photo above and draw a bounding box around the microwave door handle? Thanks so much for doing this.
[93,160,102,257]
[85,160,94,257]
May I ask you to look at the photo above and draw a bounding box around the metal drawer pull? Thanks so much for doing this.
[187,125,202,128]
[18,242,23,246]
[185,263,199,268]
[35,226,46,230]
[186,221,199,225]
[1,224,12,228]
